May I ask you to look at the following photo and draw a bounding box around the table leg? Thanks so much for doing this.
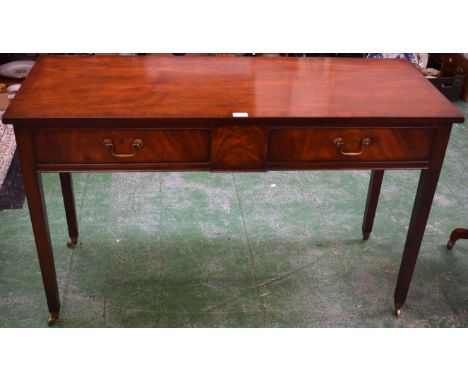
[15,129,61,325]
[362,170,384,240]
[394,168,441,317]
[23,171,61,325]
[59,173,79,248]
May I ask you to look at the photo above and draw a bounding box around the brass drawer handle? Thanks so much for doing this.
[333,137,372,156]
[102,138,143,158]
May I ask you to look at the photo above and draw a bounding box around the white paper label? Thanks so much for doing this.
[232,112,248,117]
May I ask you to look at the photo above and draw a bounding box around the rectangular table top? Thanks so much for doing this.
[4,55,464,125]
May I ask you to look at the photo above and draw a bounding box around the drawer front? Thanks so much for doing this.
[212,126,268,170]
[268,128,435,163]
[33,129,211,164]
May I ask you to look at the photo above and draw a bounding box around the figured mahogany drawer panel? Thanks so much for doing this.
[268,128,435,162]
[212,126,268,169]
[33,129,211,164]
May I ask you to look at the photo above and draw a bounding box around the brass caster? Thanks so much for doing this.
[47,312,59,326]
[447,240,454,250]
[395,307,401,318]
[66,237,78,248]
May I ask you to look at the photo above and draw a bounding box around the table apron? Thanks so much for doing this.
[34,161,431,172]
[29,125,440,172]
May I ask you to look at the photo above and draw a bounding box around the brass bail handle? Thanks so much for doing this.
[333,137,372,156]
[102,138,144,158]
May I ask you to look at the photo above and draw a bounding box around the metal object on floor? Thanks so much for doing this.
[447,228,468,249]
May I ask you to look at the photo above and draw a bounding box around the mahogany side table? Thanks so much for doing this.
[3,55,464,325]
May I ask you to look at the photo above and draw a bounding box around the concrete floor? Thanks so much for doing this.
[1,102,467,327]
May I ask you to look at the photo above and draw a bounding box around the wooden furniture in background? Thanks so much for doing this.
[3,55,464,325]
[443,53,468,101]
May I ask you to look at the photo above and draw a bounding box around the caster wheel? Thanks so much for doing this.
[47,312,59,326]
[447,240,454,250]
[66,237,78,248]
[395,307,401,318]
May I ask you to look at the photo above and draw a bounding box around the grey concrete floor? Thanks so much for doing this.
[0,101,467,327]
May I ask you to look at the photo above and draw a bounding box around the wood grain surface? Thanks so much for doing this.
[3,55,464,125]
[33,128,211,164]
[268,127,435,162]
[211,125,268,169]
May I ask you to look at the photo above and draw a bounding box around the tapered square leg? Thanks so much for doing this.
[59,173,79,247]
[362,170,384,240]
[15,129,61,324]
[394,169,442,315]
[27,172,61,323]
